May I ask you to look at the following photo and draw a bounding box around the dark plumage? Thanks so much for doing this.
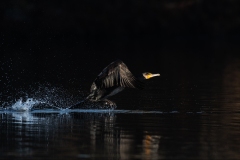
[86,59,160,107]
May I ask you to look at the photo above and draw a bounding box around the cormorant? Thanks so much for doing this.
[67,59,160,109]
[85,59,160,107]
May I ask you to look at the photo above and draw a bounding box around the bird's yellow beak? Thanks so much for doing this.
[145,73,160,79]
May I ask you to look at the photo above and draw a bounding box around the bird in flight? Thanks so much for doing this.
[84,59,160,108]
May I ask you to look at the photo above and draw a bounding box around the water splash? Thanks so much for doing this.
[10,98,63,111]
[11,98,37,111]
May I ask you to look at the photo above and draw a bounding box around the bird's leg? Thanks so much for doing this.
[101,99,117,109]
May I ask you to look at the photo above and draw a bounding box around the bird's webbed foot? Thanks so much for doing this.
[101,99,117,109]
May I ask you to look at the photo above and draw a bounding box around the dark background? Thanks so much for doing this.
[0,0,240,105]
[1,2,240,159]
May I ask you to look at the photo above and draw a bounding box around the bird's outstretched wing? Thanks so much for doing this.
[91,60,144,91]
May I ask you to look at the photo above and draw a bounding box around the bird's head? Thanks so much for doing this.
[142,72,160,79]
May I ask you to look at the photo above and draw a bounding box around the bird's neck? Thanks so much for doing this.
[136,73,146,81]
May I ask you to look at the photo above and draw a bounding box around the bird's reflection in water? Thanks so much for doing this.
[142,133,161,159]
[119,131,161,160]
